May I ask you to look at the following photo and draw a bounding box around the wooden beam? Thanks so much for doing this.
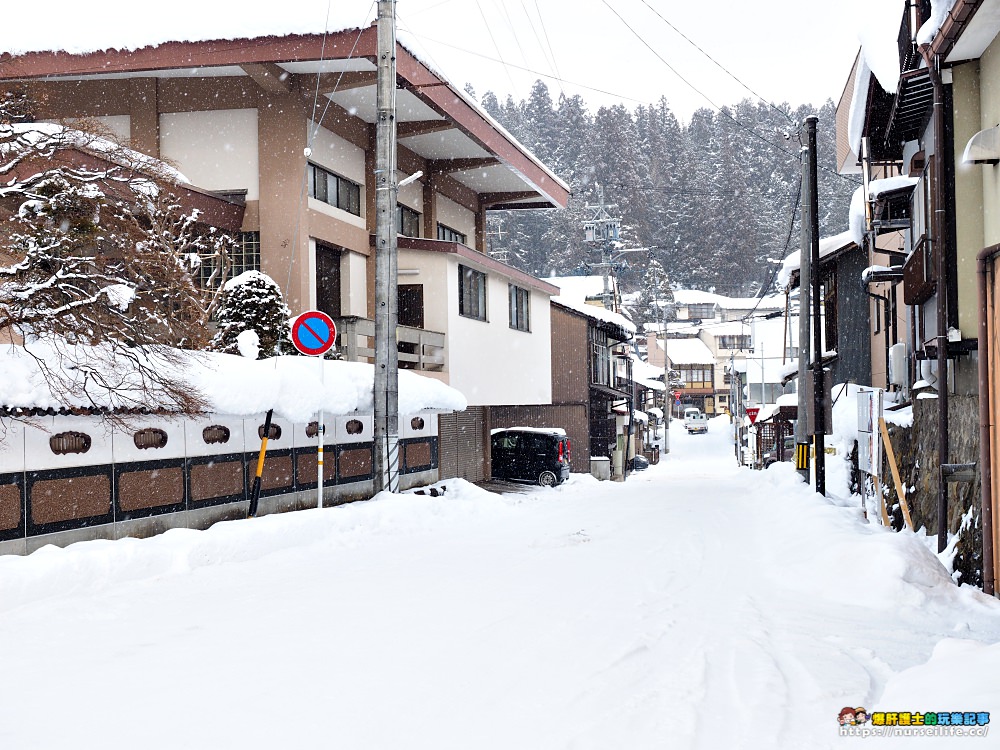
[480,191,538,207]
[241,62,292,93]
[430,157,500,174]
[310,71,378,94]
[398,120,453,138]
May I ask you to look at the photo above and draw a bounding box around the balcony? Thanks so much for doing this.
[334,316,446,372]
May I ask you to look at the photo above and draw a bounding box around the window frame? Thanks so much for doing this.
[397,204,421,238]
[308,163,362,216]
[508,284,530,332]
[458,264,487,321]
[438,223,467,245]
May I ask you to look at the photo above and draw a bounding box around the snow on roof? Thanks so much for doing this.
[777,229,856,288]
[549,277,635,335]
[918,0,959,46]
[0,1,374,56]
[849,176,919,245]
[664,337,715,366]
[0,343,465,421]
[0,4,570,200]
[673,289,784,311]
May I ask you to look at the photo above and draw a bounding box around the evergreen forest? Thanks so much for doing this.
[475,81,860,299]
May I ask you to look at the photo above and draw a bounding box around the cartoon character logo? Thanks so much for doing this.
[855,708,869,725]
[838,707,857,726]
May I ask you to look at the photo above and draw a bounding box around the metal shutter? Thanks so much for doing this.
[437,407,485,482]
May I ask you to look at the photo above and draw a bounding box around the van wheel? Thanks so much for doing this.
[538,470,557,487]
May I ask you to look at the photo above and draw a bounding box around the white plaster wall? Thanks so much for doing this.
[0,420,26,473]
[344,250,369,317]
[160,110,260,199]
[446,259,552,406]
[398,250,451,335]
[436,195,475,240]
[96,115,131,144]
[23,416,114,471]
[308,121,366,185]
[183,415,249,458]
[398,180,423,222]
[980,43,1000,246]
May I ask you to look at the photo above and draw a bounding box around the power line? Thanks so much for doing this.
[597,0,860,188]
[399,30,650,104]
[638,0,793,124]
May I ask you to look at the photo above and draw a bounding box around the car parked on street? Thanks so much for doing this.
[490,427,571,486]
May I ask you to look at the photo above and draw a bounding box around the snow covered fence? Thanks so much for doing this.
[0,410,441,555]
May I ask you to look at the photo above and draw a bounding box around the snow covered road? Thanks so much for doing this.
[1,416,998,749]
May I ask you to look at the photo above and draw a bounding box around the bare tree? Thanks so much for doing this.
[0,93,236,415]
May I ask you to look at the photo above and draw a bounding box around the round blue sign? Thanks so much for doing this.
[291,310,337,356]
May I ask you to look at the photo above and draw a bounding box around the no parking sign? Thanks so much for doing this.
[291,310,337,356]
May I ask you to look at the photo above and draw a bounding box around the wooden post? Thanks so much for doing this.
[879,417,915,530]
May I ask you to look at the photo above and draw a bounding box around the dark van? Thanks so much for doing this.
[490,428,571,486]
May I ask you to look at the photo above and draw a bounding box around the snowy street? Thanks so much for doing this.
[1,416,999,749]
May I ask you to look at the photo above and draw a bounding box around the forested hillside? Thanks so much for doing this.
[476,81,859,298]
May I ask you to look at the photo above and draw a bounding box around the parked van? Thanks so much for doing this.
[490,427,571,486]
[684,408,708,434]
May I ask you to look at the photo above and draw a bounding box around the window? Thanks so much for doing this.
[718,335,751,350]
[687,303,716,320]
[134,428,168,450]
[308,163,361,216]
[258,423,282,441]
[197,231,260,289]
[509,284,529,332]
[202,425,231,445]
[398,205,421,238]
[677,365,713,389]
[459,265,486,321]
[49,431,91,455]
[438,223,467,244]
[589,329,610,386]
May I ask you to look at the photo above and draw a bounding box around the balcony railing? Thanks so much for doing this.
[334,316,445,372]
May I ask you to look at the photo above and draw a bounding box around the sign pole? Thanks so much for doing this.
[289,310,337,509]
[318,361,324,509]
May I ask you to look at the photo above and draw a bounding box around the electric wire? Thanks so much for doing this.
[530,0,566,99]
[598,0,860,188]
[638,0,793,124]
[286,1,376,307]
[475,0,519,94]
[403,32,649,104]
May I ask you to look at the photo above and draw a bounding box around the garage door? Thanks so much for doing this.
[438,407,486,482]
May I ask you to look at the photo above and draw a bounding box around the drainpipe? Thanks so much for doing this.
[919,44,951,554]
[977,245,998,596]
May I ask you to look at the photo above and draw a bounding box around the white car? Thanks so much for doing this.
[684,411,708,434]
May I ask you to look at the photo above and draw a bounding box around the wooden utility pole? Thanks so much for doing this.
[796,122,812,481]
[373,0,399,493]
[806,115,826,496]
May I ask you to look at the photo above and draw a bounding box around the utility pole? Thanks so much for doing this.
[806,115,826,496]
[584,183,621,311]
[796,124,812,482]
[373,0,399,493]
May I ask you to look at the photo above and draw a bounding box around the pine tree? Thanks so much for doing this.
[209,270,293,359]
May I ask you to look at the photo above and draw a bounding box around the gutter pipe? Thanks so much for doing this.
[977,244,998,596]
[918,43,951,554]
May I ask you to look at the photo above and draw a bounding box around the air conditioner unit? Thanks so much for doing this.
[888,343,907,386]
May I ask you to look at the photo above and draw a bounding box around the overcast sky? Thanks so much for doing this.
[2,0,880,123]
[397,0,873,121]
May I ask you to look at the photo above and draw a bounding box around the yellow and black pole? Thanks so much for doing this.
[248,408,274,518]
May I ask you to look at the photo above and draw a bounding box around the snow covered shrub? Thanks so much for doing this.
[209,270,294,359]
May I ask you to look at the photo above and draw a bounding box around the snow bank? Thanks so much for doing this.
[0,342,466,421]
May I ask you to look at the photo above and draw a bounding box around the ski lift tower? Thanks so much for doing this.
[583,183,621,311]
